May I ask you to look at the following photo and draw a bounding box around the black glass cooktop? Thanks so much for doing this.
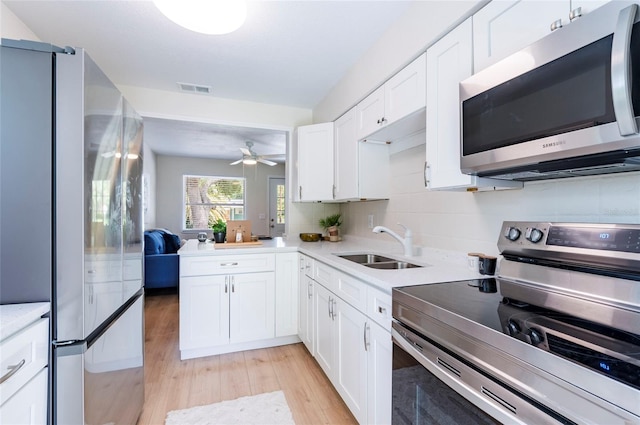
[396,278,504,333]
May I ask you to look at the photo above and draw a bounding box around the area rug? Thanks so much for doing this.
[164,391,295,425]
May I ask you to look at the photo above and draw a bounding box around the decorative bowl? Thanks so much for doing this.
[299,233,322,242]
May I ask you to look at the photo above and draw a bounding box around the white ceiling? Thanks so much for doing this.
[4,0,412,160]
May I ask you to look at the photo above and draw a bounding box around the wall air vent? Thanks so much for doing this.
[177,82,213,95]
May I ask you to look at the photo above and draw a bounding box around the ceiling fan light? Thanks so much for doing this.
[242,158,257,165]
[154,0,247,35]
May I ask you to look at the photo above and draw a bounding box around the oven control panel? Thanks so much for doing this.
[498,221,640,255]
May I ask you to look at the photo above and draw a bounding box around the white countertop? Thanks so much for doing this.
[0,302,50,342]
[180,235,491,293]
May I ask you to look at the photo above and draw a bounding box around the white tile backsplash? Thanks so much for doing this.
[340,146,640,256]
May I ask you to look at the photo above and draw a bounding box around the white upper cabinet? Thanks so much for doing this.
[356,53,426,141]
[296,122,334,202]
[474,0,610,73]
[425,18,522,191]
[334,108,390,201]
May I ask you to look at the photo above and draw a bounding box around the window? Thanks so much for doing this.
[183,175,245,230]
[276,183,285,224]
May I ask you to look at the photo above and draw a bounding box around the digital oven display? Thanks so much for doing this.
[547,226,640,253]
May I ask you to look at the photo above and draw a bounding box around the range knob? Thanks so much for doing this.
[507,320,521,336]
[529,328,544,345]
[504,227,521,241]
[525,227,544,243]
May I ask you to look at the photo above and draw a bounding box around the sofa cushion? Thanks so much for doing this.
[162,232,181,254]
[144,230,165,255]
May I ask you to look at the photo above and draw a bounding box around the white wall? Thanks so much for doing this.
[155,155,285,239]
[313,1,483,123]
[1,2,39,40]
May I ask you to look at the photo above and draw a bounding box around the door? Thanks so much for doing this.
[179,275,230,349]
[335,300,368,424]
[425,18,474,189]
[229,272,275,343]
[299,274,315,355]
[55,295,144,425]
[268,177,286,237]
[473,0,568,71]
[367,321,392,425]
[314,283,336,378]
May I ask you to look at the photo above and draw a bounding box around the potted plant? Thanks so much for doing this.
[211,218,226,243]
[319,213,342,241]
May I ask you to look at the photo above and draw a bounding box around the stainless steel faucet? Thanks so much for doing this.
[372,223,413,256]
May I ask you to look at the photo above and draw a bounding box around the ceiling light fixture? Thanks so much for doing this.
[242,158,257,165]
[153,0,247,35]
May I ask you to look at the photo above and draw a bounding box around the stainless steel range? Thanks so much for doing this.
[392,221,640,424]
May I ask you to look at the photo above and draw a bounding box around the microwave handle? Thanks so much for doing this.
[611,3,638,136]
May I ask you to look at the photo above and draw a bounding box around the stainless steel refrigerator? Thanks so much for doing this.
[0,39,145,424]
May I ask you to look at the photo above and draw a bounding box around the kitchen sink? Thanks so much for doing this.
[337,253,395,264]
[364,261,422,270]
[335,253,423,270]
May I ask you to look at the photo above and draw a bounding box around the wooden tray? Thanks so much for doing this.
[214,241,263,249]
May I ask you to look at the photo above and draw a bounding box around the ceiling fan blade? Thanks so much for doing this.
[260,153,285,158]
[258,158,277,166]
[229,159,243,165]
[240,148,252,156]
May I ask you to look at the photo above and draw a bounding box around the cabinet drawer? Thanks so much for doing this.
[367,286,392,330]
[181,253,275,276]
[313,260,335,291]
[301,255,314,278]
[334,271,367,312]
[0,318,48,407]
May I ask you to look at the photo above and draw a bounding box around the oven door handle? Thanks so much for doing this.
[611,3,638,136]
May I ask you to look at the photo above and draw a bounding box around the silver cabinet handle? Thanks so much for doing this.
[0,359,26,384]
[550,19,562,32]
[612,4,639,136]
[232,276,235,293]
[378,306,386,315]
[225,276,228,293]
[307,282,313,299]
[332,299,337,320]
[424,162,430,187]
[299,186,302,199]
[220,262,238,267]
[328,296,332,319]
[569,6,582,21]
[363,322,370,352]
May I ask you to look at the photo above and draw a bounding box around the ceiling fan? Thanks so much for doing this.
[230,141,281,166]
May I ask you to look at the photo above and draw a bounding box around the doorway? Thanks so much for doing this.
[268,177,285,237]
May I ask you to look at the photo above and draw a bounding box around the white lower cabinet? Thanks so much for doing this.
[298,274,315,355]
[0,316,49,425]
[179,252,297,359]
[311,265,392,425]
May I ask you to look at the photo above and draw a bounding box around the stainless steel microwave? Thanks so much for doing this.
[460,1,640,181]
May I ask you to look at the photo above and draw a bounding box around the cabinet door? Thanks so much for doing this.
[570,0,609,16]
[367,322,392,425]
[229,272,275,344]
[356,86,385,140]
[297,122,334,201]
[425,18,474,189]
[473,0,568,72]
[335,300,368,424]
[180,275,229,350]
[0,367,48,425]
[384,53,426,125]
[314,283,336,379]
[298,275,315,355]
[334,108,359,200]
[275,253,299,337]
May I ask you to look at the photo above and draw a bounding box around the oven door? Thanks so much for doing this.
[392,323,522,425]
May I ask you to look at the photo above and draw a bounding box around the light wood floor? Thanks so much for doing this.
[137,292,357,425]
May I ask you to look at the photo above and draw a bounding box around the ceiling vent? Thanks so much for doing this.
[177,82,213,95]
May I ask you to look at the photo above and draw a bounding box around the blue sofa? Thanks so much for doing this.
[144,229,181,290]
